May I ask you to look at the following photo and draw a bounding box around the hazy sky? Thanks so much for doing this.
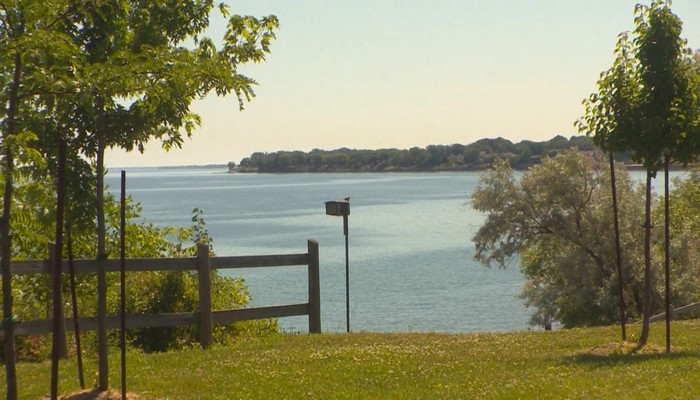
[106,0,700,167]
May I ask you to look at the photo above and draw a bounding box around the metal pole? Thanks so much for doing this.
[343,214,349,333]
[120,171,127,399]
[664,154,671,353]
[609,153,626,341]
[51,140,67,399]
[66,224,85,389]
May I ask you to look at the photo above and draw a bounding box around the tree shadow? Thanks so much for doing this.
[564,342,700,367]
[51,389,141,400]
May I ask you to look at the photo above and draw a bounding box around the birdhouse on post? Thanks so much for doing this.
[325,197,352,332]
[325,200,350,217]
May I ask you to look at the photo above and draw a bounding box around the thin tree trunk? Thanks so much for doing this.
[664,154,671,353]
[95,96,109,390]
[2,51,22,400]
[638,170,653,348]
[609,153,626,341]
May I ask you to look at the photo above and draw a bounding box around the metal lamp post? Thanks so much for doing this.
[325,198,351,333]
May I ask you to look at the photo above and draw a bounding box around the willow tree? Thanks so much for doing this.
[472,151,647,329]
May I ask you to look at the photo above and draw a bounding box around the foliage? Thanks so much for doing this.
[6,321,700,399]
[1,2,279,390]
[0,185,278,359]
[653,170,700,307]
[577,0,700,348]
[471,151,700,328]
[236,135,598,173]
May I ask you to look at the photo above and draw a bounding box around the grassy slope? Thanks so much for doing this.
[5,321,700,399]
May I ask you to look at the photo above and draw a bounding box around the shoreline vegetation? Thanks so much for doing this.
[228,135,693,174]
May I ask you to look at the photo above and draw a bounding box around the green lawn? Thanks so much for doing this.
[5,321,700,399]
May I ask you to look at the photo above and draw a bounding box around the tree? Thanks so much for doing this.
[578,0,700,349]
[631,1,698,349]
[576,31,639,341]
[57,2,277,389]
[2,0,279,393]
[472,151,649,329]
[1,2,80,397]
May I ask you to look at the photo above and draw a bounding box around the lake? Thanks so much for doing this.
[104,168,534,333]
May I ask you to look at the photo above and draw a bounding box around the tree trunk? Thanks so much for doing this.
[2,51,22,400]
[95,96,109,390]
[609,153,626,341]
[638,170,653,348]
[664,154,671,353]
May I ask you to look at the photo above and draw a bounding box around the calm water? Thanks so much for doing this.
[106,168,531,333]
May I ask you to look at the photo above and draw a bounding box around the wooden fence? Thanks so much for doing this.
[1,239,321,346]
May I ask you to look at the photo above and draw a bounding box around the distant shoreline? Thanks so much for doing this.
[159,164,228,170]
[230,163,696,174]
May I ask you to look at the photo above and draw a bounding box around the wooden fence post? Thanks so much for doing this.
[308,240,321,333]
[48,243,68,358]
[197,243,213,348]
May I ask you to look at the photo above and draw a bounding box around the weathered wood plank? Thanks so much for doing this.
[213,304,309,324]
[308,240,321,333]
[7,254,309,276]
[4,313,199,336]
[5,305,309,337]
[198,243,213,348]
[213,254,309,268]
[649,302,700,323]
[7,260,49,274]
[7,258,197,275]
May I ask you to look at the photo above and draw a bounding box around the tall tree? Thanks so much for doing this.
[55,1,278,389]
[1,2,80,398]
[577,31,639,341]
[632,1,698,349]
[2,0,278,394]
[579,0,699,349]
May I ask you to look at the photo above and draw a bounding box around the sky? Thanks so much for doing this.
[106,0,700,167]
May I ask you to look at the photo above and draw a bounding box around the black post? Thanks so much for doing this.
[343,214,350,333]
[609,153,626,341]
[51,140,67,399]
[664,154,671,353]
[66,224,85,389]
[120,171,127,398]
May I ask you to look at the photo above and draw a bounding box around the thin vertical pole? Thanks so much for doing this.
[66,224,85,389]
[609,153,626,341]
[51,140,67,399]
[664,154,671,353]
[120,171,127,398]
[343,214,350,333]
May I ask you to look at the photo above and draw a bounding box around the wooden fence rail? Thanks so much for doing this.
[1,239,321,346]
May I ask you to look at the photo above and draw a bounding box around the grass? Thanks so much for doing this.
[4,320,700,399]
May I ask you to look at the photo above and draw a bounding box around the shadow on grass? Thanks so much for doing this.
[52,389,139,400]
[565,343,700,367]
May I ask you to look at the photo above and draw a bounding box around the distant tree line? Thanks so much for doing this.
[231,135,615,173]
